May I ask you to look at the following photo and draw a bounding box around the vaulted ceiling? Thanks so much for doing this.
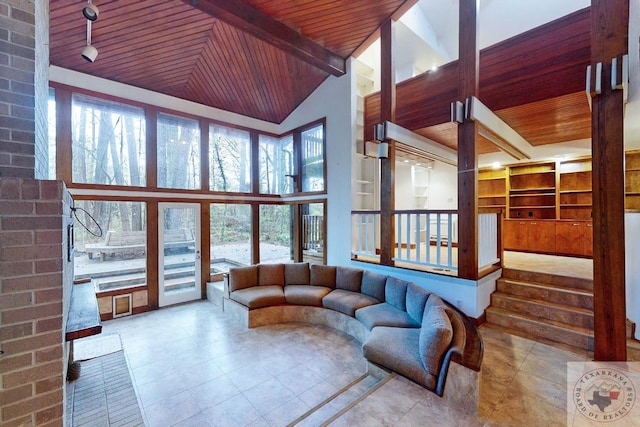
[49,0,414,124]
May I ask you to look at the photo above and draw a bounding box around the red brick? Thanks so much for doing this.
[35,230,61,245]
[0,414,33,427]
[35,201,62,215]
[0,231,33,246]
[0,384,32,406]
[0,201,34,215]
[2,361,62,389]
[36,404,63,425]
[0,322,33,341]
[0,353,32,372]
[35,374,62,394]
[2,331,61,355]
[35,345,62,364]
[1,216,62,231]
[35,288,62,304]
[39,182,62,200]
[35,259,62,274]
[2,273,62,292]
[12,154,34,168]
[1,244,62,261]
[0,291,32,309]
[0,260,33,277]
[2,302,62,325]
[0,178,20,198]
[35,317,62,334]
[2,389,62,421]
[20,180,39,200]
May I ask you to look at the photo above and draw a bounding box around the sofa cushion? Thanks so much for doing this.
[284,285,332,306]
[230,285,285,309]
[322,289,379,317]
[385,277,409,311]
[355,303,420,330]
[336,266,363,292]
[406,284,431,323]
[310,264,337,288]
[258,263,285,286]
[284,262,310,285]
[361,271,386,302]
[419,303,453,376]
[363,326,436,390]
[228,266,258,292]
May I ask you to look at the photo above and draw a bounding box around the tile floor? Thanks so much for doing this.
[99,300,640,427]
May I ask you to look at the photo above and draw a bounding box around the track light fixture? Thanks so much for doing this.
[82,1,99,21]
[81,18,98,62]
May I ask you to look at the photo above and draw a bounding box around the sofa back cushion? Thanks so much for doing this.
[336,266,363,292]
[258,263,285,286]
[406,284,431,323]
[361,271,387,302]
[228,266,258,292]
[284,262,310,285]
[385,277,409,311]
[419,296,453,375]
[310,264,337,288]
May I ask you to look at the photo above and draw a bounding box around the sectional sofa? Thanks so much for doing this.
[209,262,483,414]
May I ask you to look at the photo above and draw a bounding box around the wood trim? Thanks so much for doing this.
[201,202,211,299]
[251,131,260,195]
[145,108,158,189]
[181,0,345,76]
[200,119,210,191]
[590,0,628,361]
[251,203,260,264]
[147,201,159,309]
[456,0,479,280]
[55,87,72,183]
[95,285,147,299]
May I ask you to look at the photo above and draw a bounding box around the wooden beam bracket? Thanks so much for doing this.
[450,100,465,124]
[612,54,629,103]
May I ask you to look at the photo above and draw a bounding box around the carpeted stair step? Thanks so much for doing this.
[491,292,593,330]
[497,278,593,310]
[486,306,594,351]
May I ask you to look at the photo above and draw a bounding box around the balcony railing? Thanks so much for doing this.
[351,210,501,275]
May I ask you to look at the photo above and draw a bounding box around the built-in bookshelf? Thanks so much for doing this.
[508,162,557,219]
[558,157,592,220]
[478,167,507,211]
[626,150,640,211]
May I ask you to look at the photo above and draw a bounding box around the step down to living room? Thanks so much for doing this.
[486,268,595,351]
[287,372,394,427]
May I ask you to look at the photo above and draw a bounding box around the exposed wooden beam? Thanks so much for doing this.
[377,121,457,166]
[590,0,628,361]
[457,0,480,280]
[379,18,396,266]
[182,0,345,76]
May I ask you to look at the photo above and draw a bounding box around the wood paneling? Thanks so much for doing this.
[49,0,411,123]
[363,8,591,150]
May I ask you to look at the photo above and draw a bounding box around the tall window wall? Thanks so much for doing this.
[259,134,293,194]
[209,125,251,192]
[301,124,325,192]
[157,113,200,190]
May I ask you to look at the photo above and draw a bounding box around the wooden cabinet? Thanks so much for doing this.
[559,158,592,220]
[626,150,640,210]
[503,219,556,254]
[556,221,592,256]
[478,167,506,212]
[508,162,556,220]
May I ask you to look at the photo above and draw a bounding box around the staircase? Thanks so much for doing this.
[486,268,594,351]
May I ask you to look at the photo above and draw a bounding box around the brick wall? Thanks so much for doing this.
[0,178,73,426]
[0,0,48,179]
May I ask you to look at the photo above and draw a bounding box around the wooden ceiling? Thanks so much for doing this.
[49,0,412,124]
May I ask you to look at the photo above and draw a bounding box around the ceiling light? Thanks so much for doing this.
[81,44,98,62]
[492,161,501,169]
[82,2,99,21]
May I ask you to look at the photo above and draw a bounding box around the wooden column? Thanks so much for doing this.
[456,0,480,280]
[379,19,396,266]
[590,0,628,361]
[55,87,72,183]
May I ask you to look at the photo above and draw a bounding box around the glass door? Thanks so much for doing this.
[158,203,201,307]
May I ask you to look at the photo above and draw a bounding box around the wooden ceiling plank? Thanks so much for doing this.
[181,0,346,76]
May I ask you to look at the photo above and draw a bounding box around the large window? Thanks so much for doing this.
[47,88,56,180]
[71,94,146,186]
[209,125,251,192]
[259,134,293,194]
[301,124,325,192]
[259,204,292,263]
[73,200,147,292]
[157,113,200,190]
[210,203,252,272]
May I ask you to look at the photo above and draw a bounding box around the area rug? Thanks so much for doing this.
[68,350,144,427]
[73,333,123,361]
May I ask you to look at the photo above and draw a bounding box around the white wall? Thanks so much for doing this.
[395,162,414,209]
[626,213,640,339]
[280,60,355,267]
[427,161,457,210]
